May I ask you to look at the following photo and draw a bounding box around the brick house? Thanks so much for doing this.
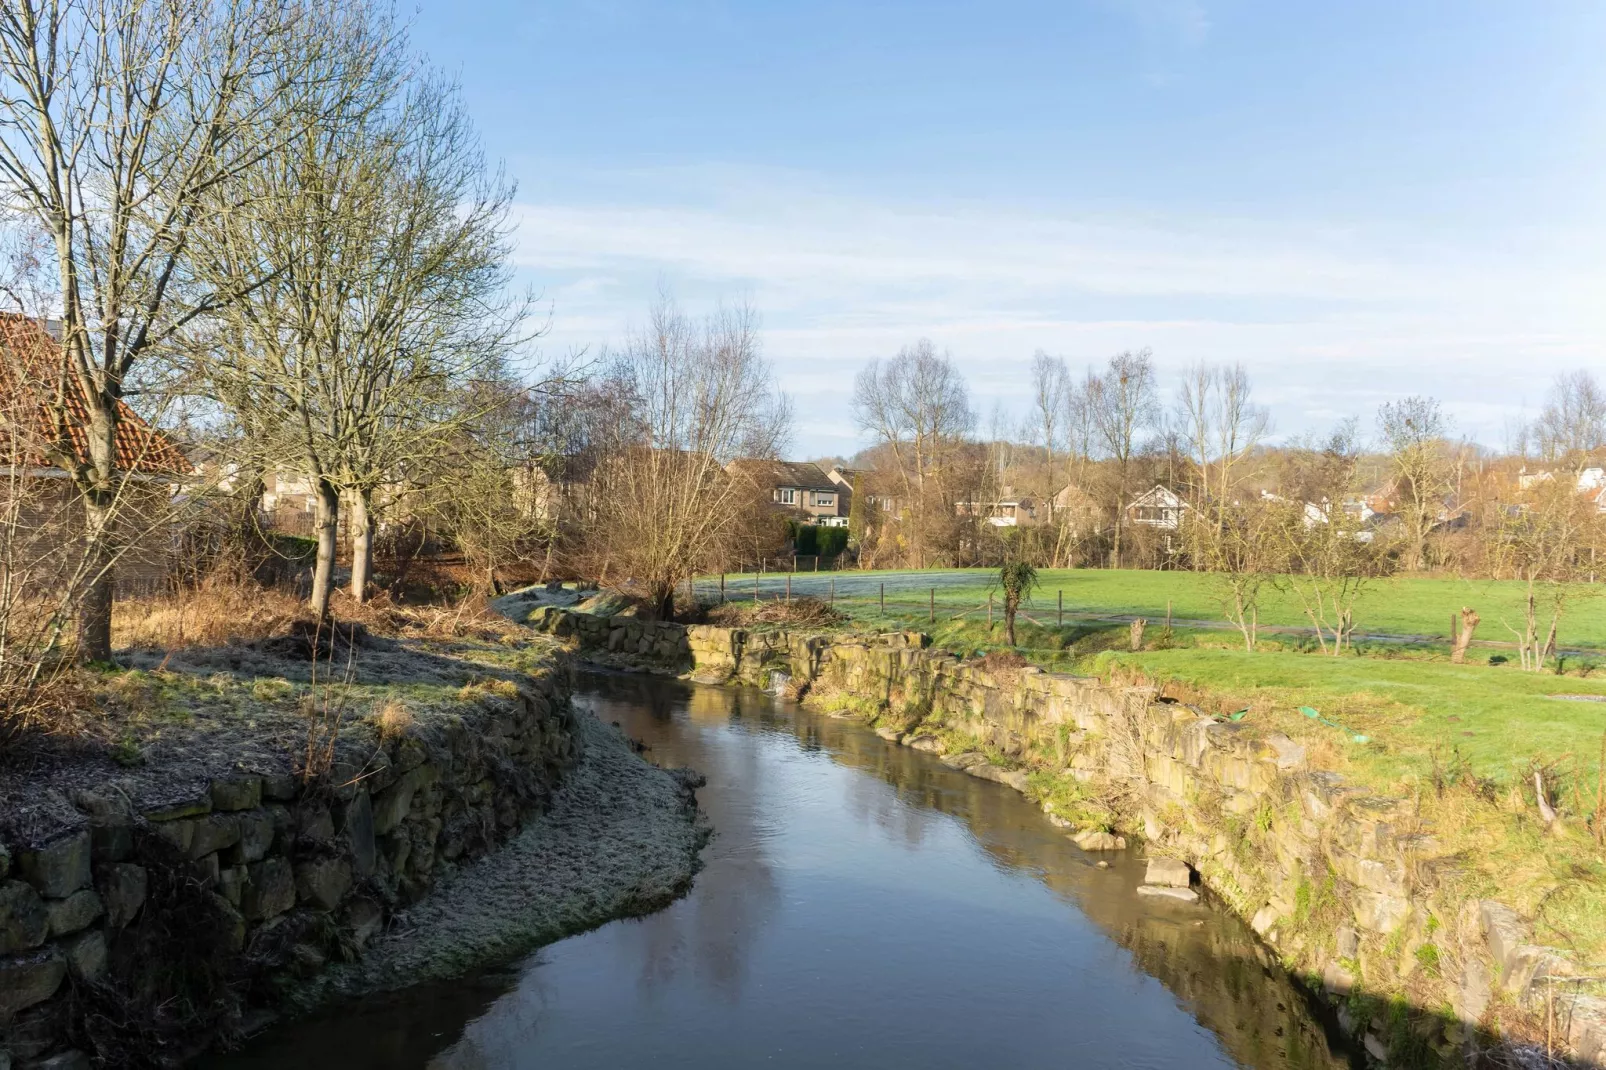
[733,460,851,525]
[0,314,189,593]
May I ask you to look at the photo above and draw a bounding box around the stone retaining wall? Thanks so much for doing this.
[532,606,1605,1067]
[0,663,577,1069]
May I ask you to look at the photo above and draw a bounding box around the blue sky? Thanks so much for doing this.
[413,0,1606,458]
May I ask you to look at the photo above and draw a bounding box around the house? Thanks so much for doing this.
[1125,485,1188,530]
[733,460,850,525]
[956,486,1041,527]
[0,313,189,591]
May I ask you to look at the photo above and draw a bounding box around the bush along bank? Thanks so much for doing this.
[0,642,581,1068]
[527,605,1606,1068]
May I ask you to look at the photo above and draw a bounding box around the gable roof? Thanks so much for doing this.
[1127,484,1185,510]
[0,314,188,474]
[733,459,837,492]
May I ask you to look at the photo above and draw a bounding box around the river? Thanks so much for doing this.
[213,671,1359,1069]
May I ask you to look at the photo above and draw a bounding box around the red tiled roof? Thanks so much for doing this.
[0,313,189,474]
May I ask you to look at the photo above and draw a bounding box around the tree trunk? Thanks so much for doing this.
[1450,607,1479,664]
[310,478,340,620]
[348,489,373,604]
[78,492,116,663]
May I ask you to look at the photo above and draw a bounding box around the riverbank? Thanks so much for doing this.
[525,604,1606,1068]
[0,625,708,1068]
[287,708,708,1009]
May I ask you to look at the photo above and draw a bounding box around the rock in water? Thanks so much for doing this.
[1137,885,1199,903]
[1144,857,1192,889]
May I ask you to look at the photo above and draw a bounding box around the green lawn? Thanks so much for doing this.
[729,567,1606,651]
[1091,646,1606,788]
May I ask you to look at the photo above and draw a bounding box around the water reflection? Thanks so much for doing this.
[213,672,1358,1070]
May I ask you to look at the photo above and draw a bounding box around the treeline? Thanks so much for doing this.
[837,342,1604,665]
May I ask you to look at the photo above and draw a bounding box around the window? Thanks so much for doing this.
[814,493,835,507]
[777,487,796,504]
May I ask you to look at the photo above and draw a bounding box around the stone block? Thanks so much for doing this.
[294,803,335,846]
[1250,905,1279,936]
[18,833,90,899]
[229,809,276,865]
[1136,885,1198,903]
[242,858,295,921]
[61,929,106,982]
[44,891,101,938]
[294,857,351,912]
[209,893,246,955]
[209,776,262,812]
[189,813,241,860]
[1072,830,1125,851]
[0,949,66,1019]
[0,881,48,954]
[146,817,194,856]
[95,864,147,929]
[343,792,376,879]
[372,764,438,835]
[1144,857,1192,888]
[141,794,212,822]
[218,865,247,908]
[88,822,133,864]
[1479,900,1528,982]
[1335,925,1360,959]
[1353,890,1411,934]
[261,773,297,801]
[192,852,220,888]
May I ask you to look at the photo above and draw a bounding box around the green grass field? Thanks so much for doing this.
[766,567,1606,649]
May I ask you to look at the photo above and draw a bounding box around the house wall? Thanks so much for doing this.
[5,476,175,596]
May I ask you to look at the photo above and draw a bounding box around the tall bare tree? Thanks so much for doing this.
[587,297,788,618]
[852,339,974,567]
[1176,360,1270,556]
[1377,396,1454,572]
[189,22,529,615]
[1087,348,1159,568]
[0,0,328,658]
[1531,370,1606,472]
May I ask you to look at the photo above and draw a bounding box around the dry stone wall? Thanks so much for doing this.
[0,665,577,1069]
[533,606,1606,1067]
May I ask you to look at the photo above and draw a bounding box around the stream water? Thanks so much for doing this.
[213,672,1359,1069]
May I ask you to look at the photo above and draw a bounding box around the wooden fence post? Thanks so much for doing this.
[1058,589,1063,626]
[720,573,725,604]
[929,587,935,624]
[880,582,885,614]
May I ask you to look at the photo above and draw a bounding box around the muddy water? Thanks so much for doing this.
[213,672,1357,1070]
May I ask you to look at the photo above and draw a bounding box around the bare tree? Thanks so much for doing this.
[189,23,528,616]
[0,0,327,659]
[1531,370,1606,472]
[851,339,974,567]
[1490,476,1603,671]
[1176,360,1270,557]
[1087,348,1159,568]
[587,297,789,618]
[1275,424,1386,655]
[1377,396,1454,573]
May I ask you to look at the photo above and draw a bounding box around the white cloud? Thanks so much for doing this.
[508,169,1606,457]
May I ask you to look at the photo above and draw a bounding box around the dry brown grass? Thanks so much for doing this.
[371,697,416,741]
[703,596,846,629]
[112,578,303,651]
